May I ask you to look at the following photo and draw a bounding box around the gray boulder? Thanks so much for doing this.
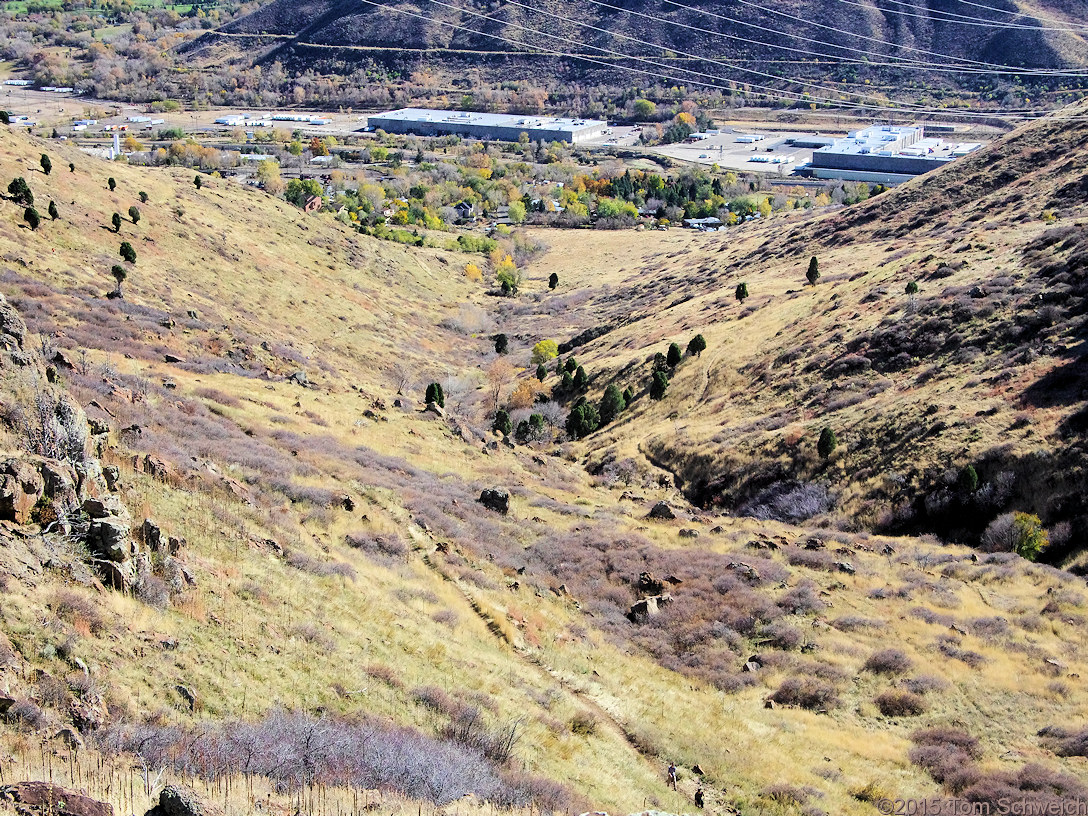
[88,517,133,562]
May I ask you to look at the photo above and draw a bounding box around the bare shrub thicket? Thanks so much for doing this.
[1038,725,1088,757]
[875,690,926,716]
[770,677,840,711]
[863,648,913,675]
[98,710,573,809]
[285,551,357,580]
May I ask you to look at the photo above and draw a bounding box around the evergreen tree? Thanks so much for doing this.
[573,365,588,390]
[23,207,39,231]
[110,264,127,296]
[108,177,116,191]
[622,386,634,405]
[119,241,136,264]
[39,154,51,175]
[687,334,707,357]
[493,409,512,437]
[652,352,668,372]
[598,383,626,425]
[112,212,122,232]
[493,333,508,354]
[667,343,682,368]
[128,206,141,225]
[817,427,837,458]
[807,256,820,286]
[194,175,202,189]
[139,191,148,203]
[958,464,978,493]
[561,371,574,391]
[564,358,578,374]
[735,282,749,303]
[47,200,58,220]
[7,177,33,206]
[565,402,600,439]
[0,111,9,125]
[548,272,559,290]
[536,364,547,382]
[650,371,668,400]
[424,382,445,408]
[68,163,74,173]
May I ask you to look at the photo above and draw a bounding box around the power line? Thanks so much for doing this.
[351,0,1088,119]
[827,0,1088,32]
[585,0,1088,76]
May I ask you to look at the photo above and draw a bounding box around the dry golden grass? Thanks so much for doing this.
[1,118,1088,816]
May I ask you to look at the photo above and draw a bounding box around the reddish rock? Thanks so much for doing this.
[2,783,113,816]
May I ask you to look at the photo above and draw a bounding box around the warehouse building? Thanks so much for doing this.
[809,125,982,184]
[366,108,608,144]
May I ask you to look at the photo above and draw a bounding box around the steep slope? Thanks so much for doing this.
[187,0,1088,96]
[499,100,1088,564]
[1,116,1088,816]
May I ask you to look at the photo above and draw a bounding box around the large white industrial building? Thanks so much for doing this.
[366,108,608,144]
[809,125,982,184]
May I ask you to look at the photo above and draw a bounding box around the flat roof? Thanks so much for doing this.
[369,108,606,134]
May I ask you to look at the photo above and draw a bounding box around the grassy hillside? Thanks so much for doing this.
[1,117,1087,816]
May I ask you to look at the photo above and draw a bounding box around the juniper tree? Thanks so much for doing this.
[493,333,508,354]
[573,365,588,390]
[598,383,626,425]
[128,206,141,225]
[424,382,445,408]
[687,334,707,357]
[493,409,512,437]
[111,264,127,296]
[548,272,559,290]
[139,191,148,203]
[47,200,58,220]
[667,343,682,368]
[8,177,32,206]
[23,207,39,231]
[40,154,51,175]
[68,163,74,173]
[807,256,820,286]
[650,371,668,400]
[108,177,116,191]
[194,175,202,189]
[565,402,599,439]
[536,364,547,382]
[0,111,9,125]
[817,427,837,459]
[735,282,749,303]
[112,212,122,232]
[564,358,578,374]
[119,241,136,264]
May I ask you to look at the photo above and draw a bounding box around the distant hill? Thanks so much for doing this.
[186,0,1088,100]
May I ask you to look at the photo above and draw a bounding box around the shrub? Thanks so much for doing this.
[667,342,682,367]
[119,241,136,264]
[23,207,39,231]
[863,648,913,675]
[1038,725,1088,757]
[687,334,707,356]
[903,675,950,695]
[51,590,107,634]
[425,382,445,408]
[770,677,839,710]
[493,409,512,436]
[650,370,668,400]
[569,711,598,736]
[981,512,1048,560]
[345,532,408,561]
[875,690,926,716]
[128,206,141,225]
[817,427,837,459]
